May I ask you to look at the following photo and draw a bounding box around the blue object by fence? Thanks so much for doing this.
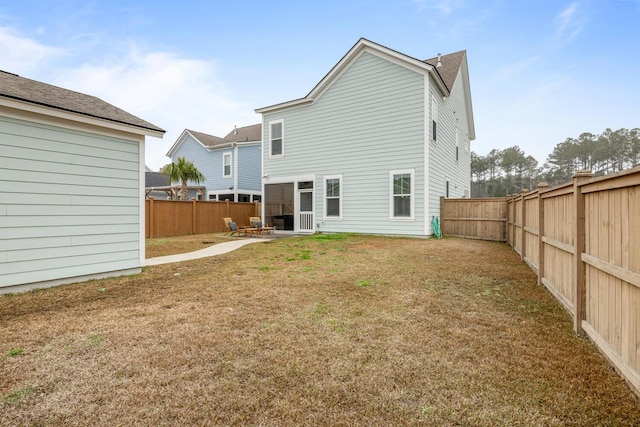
[432,216,442,239]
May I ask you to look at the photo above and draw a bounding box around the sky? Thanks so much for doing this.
[1,0,639,171]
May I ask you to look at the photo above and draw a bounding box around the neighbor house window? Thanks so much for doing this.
[390,169,414,219]
[270,119,284,157]
[223,152,232,177]
[431,95,438,142]
[324,175,342,219]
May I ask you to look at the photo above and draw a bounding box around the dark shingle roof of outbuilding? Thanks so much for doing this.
[0,70,164,133]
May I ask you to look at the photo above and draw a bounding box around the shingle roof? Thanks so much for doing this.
[424,50,466,92]
[185,129,225,147]
[185,124,261,149]
[145,171,170,187]
[0,70,164,133]
[221,123,262,143]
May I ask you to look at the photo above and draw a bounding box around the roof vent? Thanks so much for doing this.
[436,53,442,68]
[233,125,238,135]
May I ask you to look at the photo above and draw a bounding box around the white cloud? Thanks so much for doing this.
[0,26,66,75]
[0,29,258,170]
[62,51,259,170]
[555,2,584,43]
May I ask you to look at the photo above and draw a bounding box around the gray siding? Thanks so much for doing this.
[263,51,426,235]
[0,115,141,289]
[428,66,472,220]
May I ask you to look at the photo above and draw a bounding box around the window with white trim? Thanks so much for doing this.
[324,175,342,219]
[431,95,438,142]
[390,169,414,219]
[223,152,232,177]
[270,120,284,157]
[455,127,459,162]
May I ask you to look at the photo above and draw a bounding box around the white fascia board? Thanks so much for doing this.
[255,39,450,115]
[460,56,476,141]
[0,97,164,138]
[310,39,449,99]
[255,98,313,114]
[166,129,191,157]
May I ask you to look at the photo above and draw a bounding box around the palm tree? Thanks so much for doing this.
[160,157,205,200]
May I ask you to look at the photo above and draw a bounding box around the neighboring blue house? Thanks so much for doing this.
[255,38,475,235]
[165,124,262,202]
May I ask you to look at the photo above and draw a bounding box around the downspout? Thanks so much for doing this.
[233,143,239,201]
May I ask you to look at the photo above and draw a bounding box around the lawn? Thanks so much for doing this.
[1,234,638,426]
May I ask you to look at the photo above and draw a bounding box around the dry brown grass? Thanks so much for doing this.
[1,235,638,426]
[145,233,231,258]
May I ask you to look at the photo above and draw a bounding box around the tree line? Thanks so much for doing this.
[471,128,640,197]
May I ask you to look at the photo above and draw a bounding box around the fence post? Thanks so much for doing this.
[148,197,154,239]
[192,198,197,234]
[573,170,594,335]
[537,182,549,286]
[520,191,527,262]
[226,199,230,218]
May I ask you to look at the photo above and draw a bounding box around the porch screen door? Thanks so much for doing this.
[298,182,314,232]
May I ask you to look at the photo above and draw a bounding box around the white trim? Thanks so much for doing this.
[323,174,343,220]
[254,38,450,114]
[269,119,284,158]
[389,168,415,220]
[223,151,232,178]
[139,138,146,264]
[424,75,431,234]
[0,98,164,138]
[166,129,260,158]
[430,94,439,144]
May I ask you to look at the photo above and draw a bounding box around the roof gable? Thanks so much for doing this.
[256,38,453,113]
[0,70,164,136]
[166,124,261,158]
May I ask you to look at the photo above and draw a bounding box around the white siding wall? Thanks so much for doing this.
[0,115,142,290]
[263,51,426,235]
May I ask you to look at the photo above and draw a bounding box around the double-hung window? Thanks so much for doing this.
[390,169,414,219]
[324,175,342,219]
[223,152,232,177]
[270,119,284,157]
[431,95,438,142]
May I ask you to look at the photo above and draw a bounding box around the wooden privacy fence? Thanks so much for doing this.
[145,198,261,238]
[440,196,507,241]
[442,165,640,397]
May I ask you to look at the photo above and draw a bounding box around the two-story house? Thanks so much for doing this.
[166,124,262,202]
[255,38,475,235]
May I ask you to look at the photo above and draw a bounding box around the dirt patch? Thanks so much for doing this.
[1,235,638,426]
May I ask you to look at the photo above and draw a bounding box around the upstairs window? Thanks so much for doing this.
[270,120,284,157]
[223,152,232,177]
[431,95,439,142]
